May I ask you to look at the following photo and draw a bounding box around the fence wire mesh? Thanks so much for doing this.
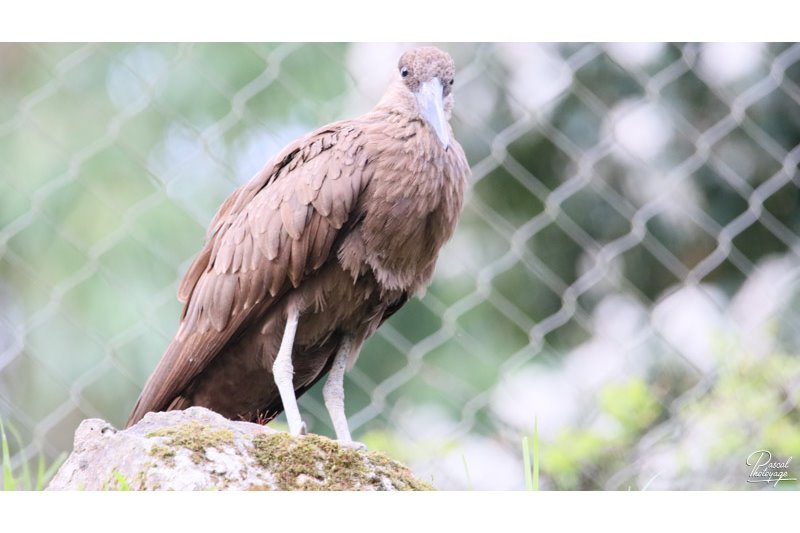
[1,42,799,490]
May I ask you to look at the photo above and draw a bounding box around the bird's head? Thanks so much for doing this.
[384,46,456,150]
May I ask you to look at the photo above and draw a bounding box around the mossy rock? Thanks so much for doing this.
[250,432,431,490]
[46,406,433,491]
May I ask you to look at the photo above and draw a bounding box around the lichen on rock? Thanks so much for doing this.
[46,406,432,491]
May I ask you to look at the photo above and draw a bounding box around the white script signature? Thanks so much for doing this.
[746,450,797,487]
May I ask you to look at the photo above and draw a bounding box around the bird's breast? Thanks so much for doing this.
[345,142,466,295]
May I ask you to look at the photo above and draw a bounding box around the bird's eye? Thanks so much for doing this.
[449,79,454,86]
[400,67,409,78]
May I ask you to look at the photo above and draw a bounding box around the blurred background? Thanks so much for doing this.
[1,42,799,490]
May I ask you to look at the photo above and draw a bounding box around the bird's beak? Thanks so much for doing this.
[415,77,450,149]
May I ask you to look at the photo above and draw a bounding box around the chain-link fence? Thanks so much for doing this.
[1,43,799,490]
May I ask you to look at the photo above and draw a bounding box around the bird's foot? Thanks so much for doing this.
[338,440,367,451]
[289,420,307,436]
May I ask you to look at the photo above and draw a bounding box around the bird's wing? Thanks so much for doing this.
[127,122,372,426]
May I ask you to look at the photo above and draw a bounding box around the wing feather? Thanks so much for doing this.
[127,122,370,427]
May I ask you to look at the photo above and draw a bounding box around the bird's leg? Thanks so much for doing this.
[272,307,306,436]
[323,337,366,450]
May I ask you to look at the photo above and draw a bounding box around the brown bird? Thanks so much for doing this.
[126,46,469,446]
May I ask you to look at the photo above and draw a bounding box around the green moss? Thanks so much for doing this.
[249,432,433,491]
[132,463,153,490]
[146,421,235,464]
[137,420,430,490]
[148,443,176,466]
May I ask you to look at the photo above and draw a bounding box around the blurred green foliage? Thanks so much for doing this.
[540,348,800,490]
[542,378,662,489]
[601,379,661,435]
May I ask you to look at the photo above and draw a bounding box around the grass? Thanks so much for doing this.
[0,417,64,491]
[1,418,14,491]
[522,418,540,491]
[112,470,131,491]
[461,453,474,490]
[461,419,542,491]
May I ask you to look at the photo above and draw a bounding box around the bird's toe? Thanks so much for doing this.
[339,440,367,451]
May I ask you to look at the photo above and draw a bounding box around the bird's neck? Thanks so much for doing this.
[374,80,418,118]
